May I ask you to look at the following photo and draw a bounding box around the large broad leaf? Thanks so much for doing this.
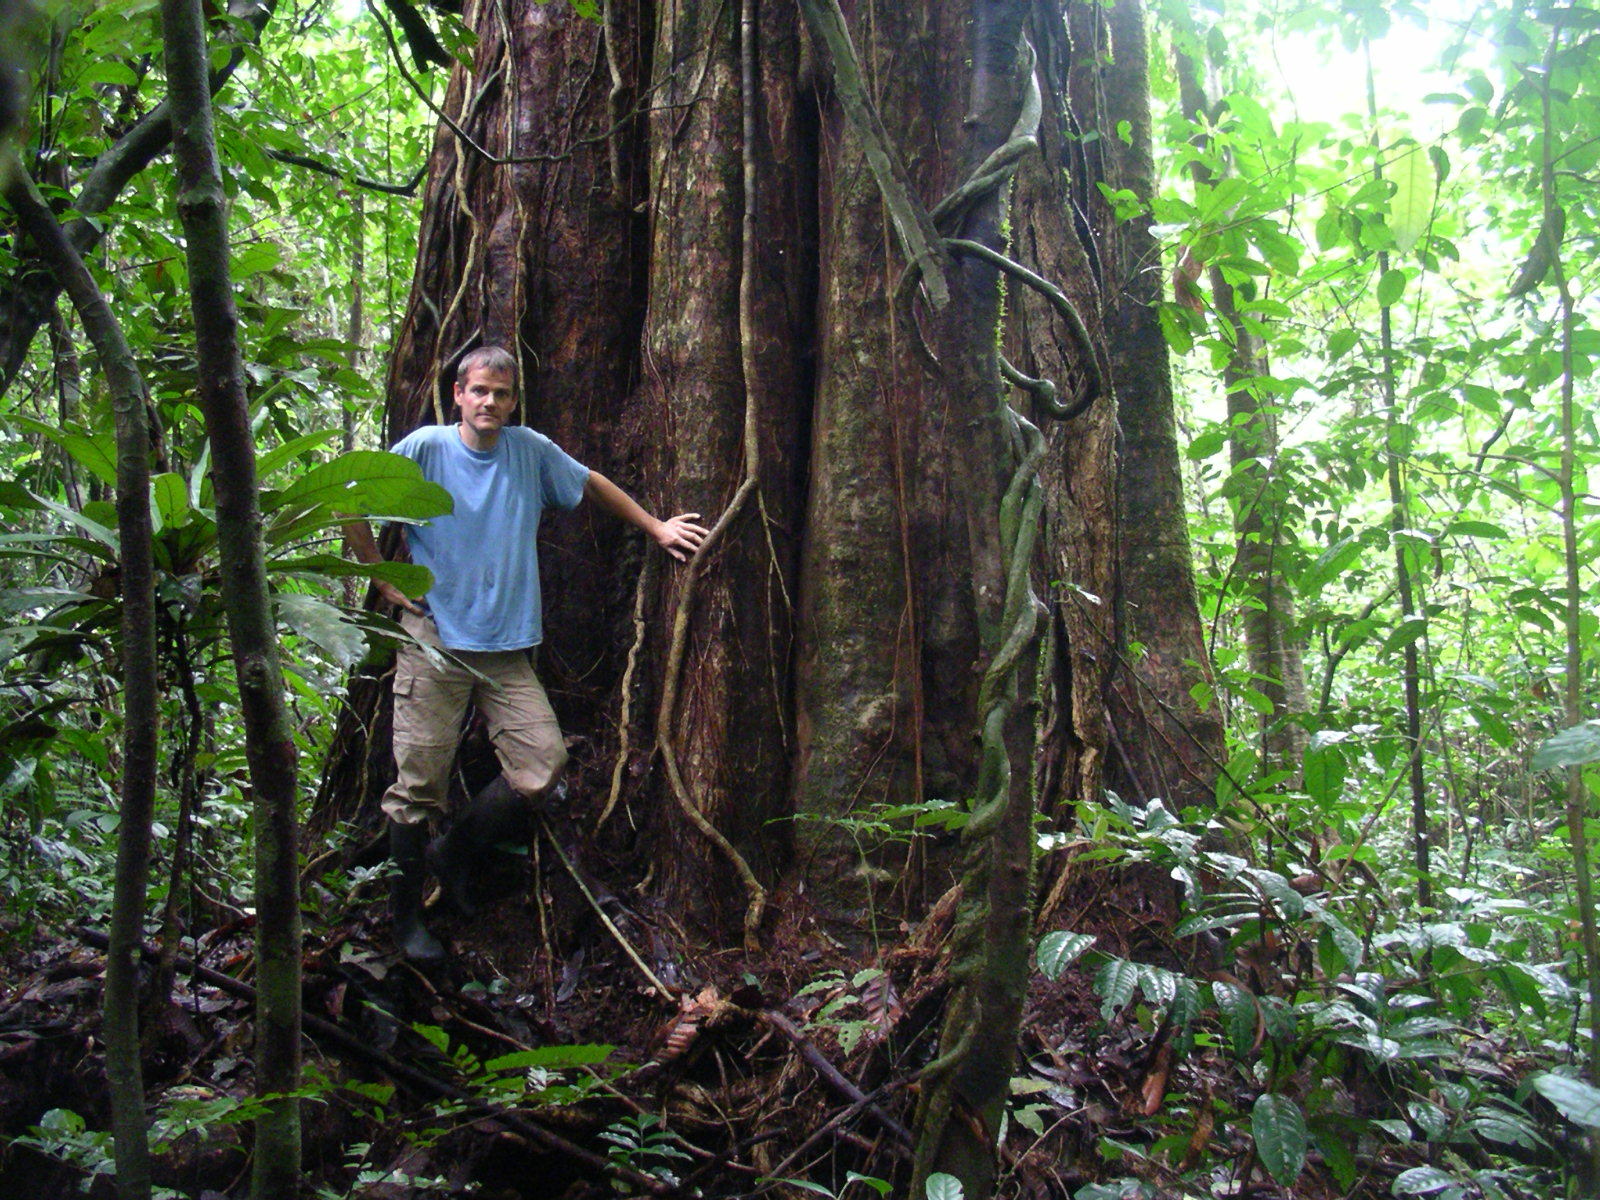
[1532,720,1600,771]
[1095,958,1140,1020]
[266,451,453,521]
[925,1173,964,1200]
[8,417,118,487]
[1036,931,1095,980]
[152,472,194,532]
[1212,981,1258,1057]
[32,493,119,556]
[257,430,341,482]
[1532,1072,1600,1129]
[1252,1093,1306,1186]
[1376,267,1407,308]
[1303,738,1347,808]
[273,554,433,598]
[276,594,366,667]
[1388,141,1436,254]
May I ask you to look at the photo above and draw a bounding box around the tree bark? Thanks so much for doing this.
[317,1,1161,977]
[1092,0,1225,811]
[157,2,303,1194]
[2,151,160,1200]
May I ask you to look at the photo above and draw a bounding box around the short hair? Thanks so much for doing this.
[456,344,516,383]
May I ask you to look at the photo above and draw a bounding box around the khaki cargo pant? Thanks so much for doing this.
[381,613,567,826]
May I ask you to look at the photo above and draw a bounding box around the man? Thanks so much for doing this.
[346,345,706,961]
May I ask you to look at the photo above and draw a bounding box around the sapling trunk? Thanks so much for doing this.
[2,153,160,1200]
[1365,45,1432,912]
[158,0,304,1192]
[1174,45,1307,776]
[1537,29,1600,1088]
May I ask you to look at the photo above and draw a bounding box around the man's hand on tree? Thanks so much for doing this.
[654,513,710,561]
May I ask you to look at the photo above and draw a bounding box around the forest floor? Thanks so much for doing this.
[0,833,1432,1200]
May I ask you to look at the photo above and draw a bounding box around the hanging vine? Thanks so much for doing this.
[796,1,1102,1192]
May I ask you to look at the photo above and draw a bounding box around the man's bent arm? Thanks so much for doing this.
[342,519,423,614]
[582,472,709,562]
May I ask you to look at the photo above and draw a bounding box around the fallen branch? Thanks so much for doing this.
[758,1009,912,1149]
[757,1076,916,1186]
[535,814,677,1003]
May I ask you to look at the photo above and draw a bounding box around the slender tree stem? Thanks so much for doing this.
[1364,41,1431,911]
[157,1,304,1192]
[1536,26,1600,1086]
[2,149,159,1200]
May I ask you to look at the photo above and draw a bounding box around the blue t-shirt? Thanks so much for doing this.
[392,424,590,652]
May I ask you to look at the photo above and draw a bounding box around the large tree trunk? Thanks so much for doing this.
[1093,0,1226,810]
[316,0,1180,968]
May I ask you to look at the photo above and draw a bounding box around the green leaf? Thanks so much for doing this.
[1036,931,1096,979]
[1312,1123,1357,1190]
[1197,176,1249,225]
[257,430,342,481]
[1532,721,1600,771]
[1490,963,1547,1017]
[846,1171,892,1197]
[267,451,453,520]
[276,595,366,667]
[1376,267,1407,308]
[1408,1099,1448,1140]
[231,239,283,282]
[1095,959,1140,1019]
[1212,981,1257,1056]
[484,1044,615,1072]
[33,493,119,553]
[1303,739,1347,807]
[1137,963,1177,1007]
[1444,520,1507,539]
[9,418,119,488]
[1388,142,1436,254]
[1251,1094,1306,1186]
[925,1173,964,1200]
[762,1178,833,1196]
[1381,616,1428,657]
[1309,904,1364,974]
[152,473,193,530]
[1245,868,1305,919]
[1327,328,1359,361]
[1532,1073,1600,1129]
[270,554,433,598]
[1394,1165,1463,1195]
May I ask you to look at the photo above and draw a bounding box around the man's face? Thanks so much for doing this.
[454,366,516,450]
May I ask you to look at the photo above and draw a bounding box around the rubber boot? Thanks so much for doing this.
[389,820,445,962]
[428,774,532,918]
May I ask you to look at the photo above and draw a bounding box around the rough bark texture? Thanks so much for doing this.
[317,1,1172,972]
[1092,0,1225,810]
[159,2,303,1194]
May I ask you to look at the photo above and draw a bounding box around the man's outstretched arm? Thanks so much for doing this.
[582,472,709,561]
